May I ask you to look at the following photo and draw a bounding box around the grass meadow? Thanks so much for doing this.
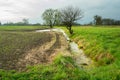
[0,26,48,31]
[0,26,120,80]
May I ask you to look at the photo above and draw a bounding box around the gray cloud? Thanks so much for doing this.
[0,0,120,24]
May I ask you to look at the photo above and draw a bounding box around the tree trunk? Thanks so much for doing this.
[50,25,53,28]
[50,20,53,28]
[68,26,73,34]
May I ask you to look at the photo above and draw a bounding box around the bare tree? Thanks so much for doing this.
[42,9,61,28]
[61,6,83,34]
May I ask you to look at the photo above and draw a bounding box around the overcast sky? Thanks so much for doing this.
[0,0,120,24]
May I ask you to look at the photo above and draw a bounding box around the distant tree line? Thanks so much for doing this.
[94,15,120,25]
[0,19,41,26]
[0,22,1,26]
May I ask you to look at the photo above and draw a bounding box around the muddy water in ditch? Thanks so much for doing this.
[36,28,93,68]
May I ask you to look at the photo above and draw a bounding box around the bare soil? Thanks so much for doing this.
[0,32,69,71]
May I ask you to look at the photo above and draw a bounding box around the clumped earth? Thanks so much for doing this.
[17,32,69,71]
[0,31,69,71]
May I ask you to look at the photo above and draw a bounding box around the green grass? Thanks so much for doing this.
[0,54,120,80]
[68,27,120,65]
[60,26,120,79]
[0,26,48,31]
[0,26,120,80]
